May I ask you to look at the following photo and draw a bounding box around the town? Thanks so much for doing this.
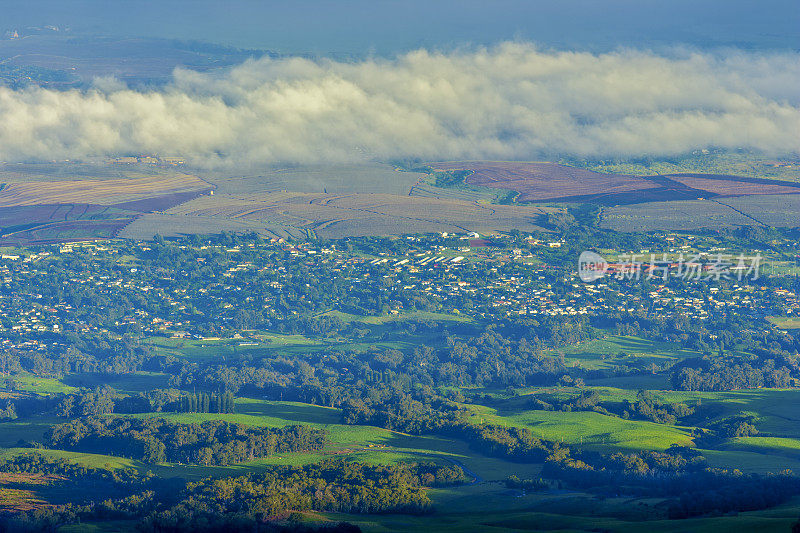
[0,231,797,350]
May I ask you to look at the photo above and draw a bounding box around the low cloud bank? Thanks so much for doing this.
[0,43,798,166]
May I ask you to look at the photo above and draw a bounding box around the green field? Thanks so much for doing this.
[3,371,800,531]
[545,335,700,372]
[145,331,416,361]
[769,316,800,330]
[3,371,76,395]
[3,391,800,531]
[319,309,471,325]
[0,417,60,447]
[0,398,548,483]
[565,152,800,182]
[465,403,693,450]
[119,399,543,480]
[333,488,800,533]
[0,447,139,470]
[61,371,170,392]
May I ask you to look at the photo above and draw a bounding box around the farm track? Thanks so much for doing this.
[709,199,769,227]
[309,194,473,233]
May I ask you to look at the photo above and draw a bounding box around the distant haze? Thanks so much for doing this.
[2,0,799,55]
[0,43,797,167]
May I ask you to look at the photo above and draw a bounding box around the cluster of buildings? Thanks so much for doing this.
[0,234,796,347]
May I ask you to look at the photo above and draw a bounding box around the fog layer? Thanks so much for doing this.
[1,43,798,166]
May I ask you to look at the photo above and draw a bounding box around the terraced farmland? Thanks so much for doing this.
[151,190,556,238]
[0,167,212,243]
[0,173,209,207]
[4,158,800,241]
[203,162,426,195]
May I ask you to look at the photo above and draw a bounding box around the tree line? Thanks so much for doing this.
[43,417,326,465]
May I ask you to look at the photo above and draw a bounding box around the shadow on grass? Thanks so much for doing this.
[61,372,170,391]
[236,401,341,425]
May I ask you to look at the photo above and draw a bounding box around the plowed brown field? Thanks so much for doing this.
[428,161,660,203]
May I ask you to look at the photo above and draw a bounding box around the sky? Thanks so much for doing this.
[0,1,798,166]
[3,0,799,55]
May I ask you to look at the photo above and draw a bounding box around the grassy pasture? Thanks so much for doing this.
[586,374,673,389]
[145,332,415,361]
[509,386,800,436]
[723,436,800,458]
[97,399,544,481]
[318,309,471,325]
[59,521,139,532]
[334,488,800,533]
[567,152,800,182]
[463,403,693,450]
[0,417,60,446]
[769,316,800,330]
[676,388,800,437]
[60,371,170,392]
[3,371,76,394]
[145,334,324,361]
[547,334,699,371]
[702,448,800,475]
[0,447,138,470]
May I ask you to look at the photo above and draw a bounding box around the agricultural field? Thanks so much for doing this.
[467,403,694,450]
[318,309,472,325]
[720,194,800,227]
[665,174,800,197]
[2,371,77,395]
[117,212,301,240]
[336,494,800,533]
[543,334,700,371]
[422,159,800,234]
[408,182,499,204]
[564,152,800,182]
[427,161,661,204]
[0,163,213,244]
[601,194,800,231]
[6,156,799,242]
[769,316,800,330]
[150,189,555,239]
[140,331,419,363]
[0,174,209,207]
[202,163,426,196]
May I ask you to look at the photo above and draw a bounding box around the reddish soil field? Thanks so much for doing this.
[0,173,209,207]
[664,173,800,197]
[428,162,800,206]
[0,190,211,244]
[428,161,660,203]
[0,219,134,245]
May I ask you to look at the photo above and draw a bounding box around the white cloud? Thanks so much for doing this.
[0,43,798,166]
